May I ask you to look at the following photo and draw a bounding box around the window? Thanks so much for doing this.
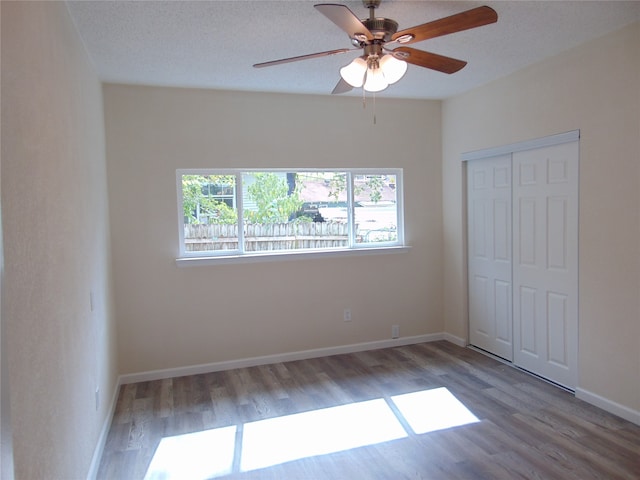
[177,169,404,259]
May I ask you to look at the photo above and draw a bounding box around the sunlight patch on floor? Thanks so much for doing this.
[240,398,407,471]
[391,387,480,434]
[143,387,480,479]
[144,425,236,480]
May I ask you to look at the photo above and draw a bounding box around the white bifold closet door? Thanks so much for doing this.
[467,136,579,390]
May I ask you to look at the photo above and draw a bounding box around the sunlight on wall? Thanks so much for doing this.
[143,387,479,479]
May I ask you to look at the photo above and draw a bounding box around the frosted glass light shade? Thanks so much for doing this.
[379,54,407,84]
[363,67,388,92]
[340,54,407,92]
[340,57,367,88]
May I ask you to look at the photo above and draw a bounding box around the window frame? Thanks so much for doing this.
[176,168,405,261]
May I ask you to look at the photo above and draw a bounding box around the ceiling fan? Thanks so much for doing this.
[254,1,497,94]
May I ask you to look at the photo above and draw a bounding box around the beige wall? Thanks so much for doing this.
[104,85,443,374]
[442,22,640,412]
[1,2,118,478]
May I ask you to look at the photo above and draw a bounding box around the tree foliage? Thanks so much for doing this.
[182,175,237,224]
[183,172,390,226]
[244,172,303,224]
[328,173,386,203]
[362,175,384,203]
[327,173,347,201]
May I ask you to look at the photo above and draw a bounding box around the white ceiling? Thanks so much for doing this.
[66,1,640,99]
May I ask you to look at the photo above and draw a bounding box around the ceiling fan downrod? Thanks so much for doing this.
[364,0,380,18]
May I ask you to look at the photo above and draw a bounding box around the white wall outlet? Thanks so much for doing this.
[343,309,352,322]
[392,325,400,339]
[95,387,100,411]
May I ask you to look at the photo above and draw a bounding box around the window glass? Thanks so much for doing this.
[354,174,398,244]
[178,169,403,258]
[181,174,238,253]
[241,172,348,252]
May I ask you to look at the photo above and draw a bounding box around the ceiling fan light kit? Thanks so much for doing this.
[378,54,408,84]
[254,1,498,95]
[340,53,407,92]
[340,56,367,87]
[363,64,387,92]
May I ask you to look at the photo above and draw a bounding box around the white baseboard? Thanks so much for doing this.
[442,332,466,347]
[575,387,640,425]
[119,333,446,385]
[86,381,121,480]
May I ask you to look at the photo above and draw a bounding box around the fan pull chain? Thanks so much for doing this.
[373,92,377,125]
[360,89,376,125]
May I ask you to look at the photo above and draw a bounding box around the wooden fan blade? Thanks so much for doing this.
[315,4,374,41]
[392,47,467,74]
[253,48,352,68]
[331,78,353,95]
[392,6,497,45]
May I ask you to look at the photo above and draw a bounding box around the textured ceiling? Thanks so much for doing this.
[66,1,640,99]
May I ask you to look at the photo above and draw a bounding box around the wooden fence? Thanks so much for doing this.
[185,222,350,252]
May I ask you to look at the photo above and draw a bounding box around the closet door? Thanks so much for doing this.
[467,156,513,361]
[512,141,579,389]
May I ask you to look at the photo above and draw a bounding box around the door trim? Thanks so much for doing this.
[461,130,579,162]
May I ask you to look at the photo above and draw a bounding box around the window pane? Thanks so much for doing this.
[242,172,349,252]
[182,174,238,252]
[354,174,398,244]
[178,169,403,258]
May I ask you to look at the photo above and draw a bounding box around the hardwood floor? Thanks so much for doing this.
[97,341,640,479]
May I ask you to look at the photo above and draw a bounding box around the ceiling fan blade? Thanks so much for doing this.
[392,47,467,74]
[253,48,352,68]
[315,4,374,41]
[331,77,353,95]
[392,6,497,45]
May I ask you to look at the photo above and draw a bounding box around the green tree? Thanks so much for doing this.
[244,172,303,223]
[328,173,347,201]
[328,173,386,203]
[182,175,237,224]
[362,175,384,203]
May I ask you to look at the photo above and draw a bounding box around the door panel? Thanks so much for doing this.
[495,280,511,342]
[547,291,569,366]
[518,198,537,265]
[467,155,513,361]
[512,141,578,389]
[548,197,568,269]
[518,285,537,355]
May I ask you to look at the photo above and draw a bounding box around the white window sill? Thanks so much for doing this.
[175,245,411,267]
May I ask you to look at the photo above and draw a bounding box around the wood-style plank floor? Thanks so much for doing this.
[97,341,640,479]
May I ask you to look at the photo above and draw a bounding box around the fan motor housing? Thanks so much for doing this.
[362,17,398,42]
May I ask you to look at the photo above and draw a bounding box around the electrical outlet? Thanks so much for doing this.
[95,387,100,411]
[392,325,400,339]
[343,309,352,322]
